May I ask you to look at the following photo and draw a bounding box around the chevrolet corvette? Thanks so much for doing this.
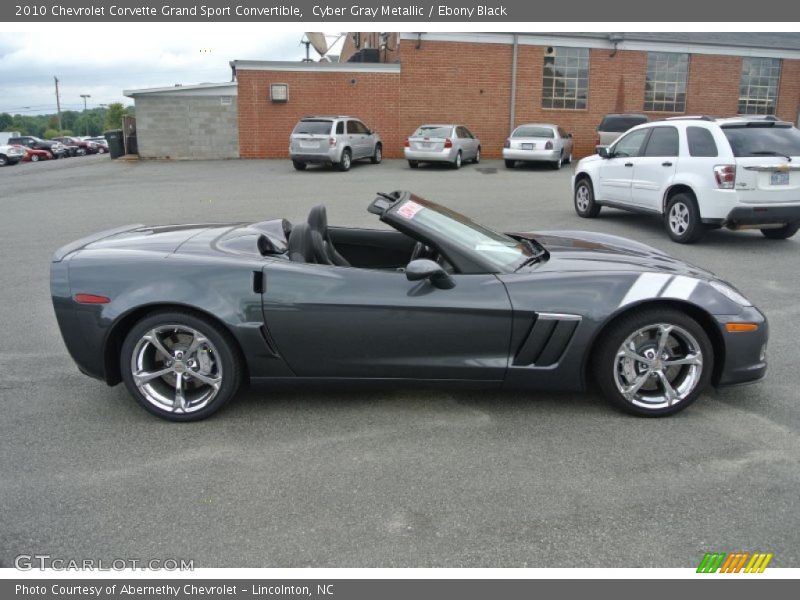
[51,191,768,421]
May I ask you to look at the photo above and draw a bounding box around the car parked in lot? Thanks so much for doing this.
[573,116,800,243]
[51,190,767,421]
[7,135,66,159]
[0,144,25,166]
[503,123,574,169]
[404,124,480,169]
[289,116,382,171]
[53,136,97,155]
[83,136,109,153]
[596,113,649,152]
[21,146,53,162]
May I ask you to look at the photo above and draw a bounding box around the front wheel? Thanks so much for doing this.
[371,143,382,164]
[761,223,799,239]
[337,149,352,171]
[665,193,704,244]
[574,178,601,218]
[31,154,40,162]
[120,311,243,421]
[594,308,713,417]
[0,156,7,167]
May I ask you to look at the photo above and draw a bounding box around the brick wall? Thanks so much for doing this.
[237,69,401,158]
[235,39,800,160]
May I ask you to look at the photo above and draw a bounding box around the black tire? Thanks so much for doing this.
[574,177,601,218]
[504,159,515,169]
[665,193,705,244]
[566,151,573,164]
[371,143,382,164]
[120,310,243,422]
[292,160,306,171]
[408,160,419,169]
[552,154,563,170]
[452,151,462,169]
[594,307,713,417]
[337,149,352,171]
[0,155,7,167]
[474,146,481,164]
[761,223,799,239]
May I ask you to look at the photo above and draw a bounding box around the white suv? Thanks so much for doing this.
[572,116,800,243]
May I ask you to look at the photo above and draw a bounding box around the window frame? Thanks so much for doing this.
[737,57,782,116]
[643,52,689,114]
[541,46,590,111]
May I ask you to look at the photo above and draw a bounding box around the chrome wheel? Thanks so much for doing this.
[130,325,222,415]
[668,201,691,236]
[576,184,590,212]
[613,323,703,410]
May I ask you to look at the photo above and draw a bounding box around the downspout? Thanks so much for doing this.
[509,34,518,135]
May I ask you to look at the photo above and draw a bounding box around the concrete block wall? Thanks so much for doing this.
[135,95,239,159]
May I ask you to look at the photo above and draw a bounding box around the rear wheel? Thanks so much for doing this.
[31,154,40,162]
[574,178,601,218]
[337,149,352,172]
[120,311,243,422]
[504,159,515,169]
[292,160,306,171]
[474,147,481,164]
[452,151,462,169]
[665,193,704,244]
[594,307,713,417]
[552,154,563,170]
[408,160,419,169]
[761,223,799,239]
[371,143,382,164]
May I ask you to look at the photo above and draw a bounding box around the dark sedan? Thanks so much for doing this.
[51,192,768,421]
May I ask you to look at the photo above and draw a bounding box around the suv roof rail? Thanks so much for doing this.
[664,115,714,121]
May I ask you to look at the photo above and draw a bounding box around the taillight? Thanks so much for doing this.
[329,137,336,147]
[503,139,510,149]
[404,137,410,148]
[713,165,736,189]
[444,138,453,148]
[545,140,554,150]
[74,293,110,304]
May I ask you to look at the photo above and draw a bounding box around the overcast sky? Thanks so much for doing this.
[0,29,345,115]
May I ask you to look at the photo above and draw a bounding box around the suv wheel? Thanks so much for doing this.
[371,144,382,164]
[0,155,7,167]
[292,160,306,171]
[665,193,704,244]
[574,178,601,218]
[337,149,352,172]
[761,223,799,239]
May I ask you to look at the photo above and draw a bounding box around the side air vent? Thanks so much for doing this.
[513,313,581,367]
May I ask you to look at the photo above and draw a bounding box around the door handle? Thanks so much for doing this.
[624,162,633,167]
[662,161,673,167]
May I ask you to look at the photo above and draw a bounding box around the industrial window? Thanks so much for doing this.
[644,52,688,113]
[738,57,781,115]
[542,47,589,110]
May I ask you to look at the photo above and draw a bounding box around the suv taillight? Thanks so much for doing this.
[404,137,410,148]
[329,137,336,147]
[444,138,453,149]
[545,140,554,150]
[503,139,510,148]
[714,165,736,189]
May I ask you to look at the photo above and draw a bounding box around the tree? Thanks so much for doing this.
[0,112,12,130]
[104,103,127,131]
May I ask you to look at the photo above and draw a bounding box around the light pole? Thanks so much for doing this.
[80,94,91,135]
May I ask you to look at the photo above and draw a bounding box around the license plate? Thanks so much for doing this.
[771,172,790,185]
[299,141,318,149]
[522,143,534,150]
[421,142,432,149]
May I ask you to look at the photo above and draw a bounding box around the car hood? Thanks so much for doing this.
[513,230,715,279]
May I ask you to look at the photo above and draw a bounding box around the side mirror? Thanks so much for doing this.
[598,146,611,158]
[405,259,455,290]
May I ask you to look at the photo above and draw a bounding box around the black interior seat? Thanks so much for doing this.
[307,205,350,266]
[286,222,314,263]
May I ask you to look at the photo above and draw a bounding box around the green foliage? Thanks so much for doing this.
[43,128,61,140]
[0,112,13,130]
[103,103,127,131]
[4,107,110,137]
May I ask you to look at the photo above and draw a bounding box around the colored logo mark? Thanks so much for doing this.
[697,552,773,573]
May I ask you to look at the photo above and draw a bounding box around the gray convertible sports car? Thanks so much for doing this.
[51,191,768,421]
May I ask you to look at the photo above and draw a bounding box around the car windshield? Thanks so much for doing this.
[513,126,555,138]
[599,116,647,132]
[393,199,533,271]
[413,126,452,138]
[293,120,333,135]
[722,125,800,157]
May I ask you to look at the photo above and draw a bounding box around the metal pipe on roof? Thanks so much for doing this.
[509,33,518,135]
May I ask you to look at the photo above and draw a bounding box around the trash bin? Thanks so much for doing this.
[104,129,124,159]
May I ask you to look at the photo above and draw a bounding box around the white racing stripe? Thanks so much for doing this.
[661,275,700,300]
[619,273,672,307]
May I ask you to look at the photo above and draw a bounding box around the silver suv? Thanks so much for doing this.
[289,116,382,172]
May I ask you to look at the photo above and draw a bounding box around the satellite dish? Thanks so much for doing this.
[305,32,329,56]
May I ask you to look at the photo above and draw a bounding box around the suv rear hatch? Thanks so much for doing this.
[290,119,334,155]
[723,122,800,204]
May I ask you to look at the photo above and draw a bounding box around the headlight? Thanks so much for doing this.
[710,280,752,307]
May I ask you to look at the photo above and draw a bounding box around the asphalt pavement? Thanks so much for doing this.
[1,154,798,567]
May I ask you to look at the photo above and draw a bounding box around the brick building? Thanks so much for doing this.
[234,32,800,161]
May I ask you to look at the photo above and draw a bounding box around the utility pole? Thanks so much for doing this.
[54,76,63,134]
[80,94,91,135]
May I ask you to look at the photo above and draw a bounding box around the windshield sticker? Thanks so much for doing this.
[397,201,424,220]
